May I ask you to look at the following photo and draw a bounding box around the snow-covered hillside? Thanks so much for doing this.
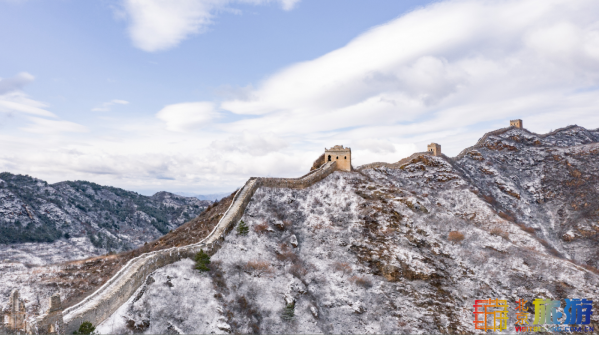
[0,174,210,263]
[96,126,598,334]
[454,126,598,268]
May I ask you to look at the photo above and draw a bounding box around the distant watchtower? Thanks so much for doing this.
[325,145,351,171]
[510,119,523,129]
[427,143,441,156]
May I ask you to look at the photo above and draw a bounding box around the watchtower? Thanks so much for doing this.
[5,289,26,332]
[510,119,523,129]
[325,145,351,171]
[427,143,441,156]
[41,293,64,334]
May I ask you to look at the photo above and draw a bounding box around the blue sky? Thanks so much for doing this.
[0,0,599,195]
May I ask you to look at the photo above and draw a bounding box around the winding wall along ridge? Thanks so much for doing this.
[356,152,431,171]
[58,162,337,334]
[48,125,601,333]
[356,125,598,171]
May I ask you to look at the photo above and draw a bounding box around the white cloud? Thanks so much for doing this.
[1,0,598,195]
[156,101,220,132]
[122,0,301,52]
[278,0,299,11]
[21,117,88,134]
[0,73,89,137]
[0,72,35,95]
[0,92,55,117]
[219,0,597,140]
[0,73,56,117]
[92,99,130,112]
[210,131,288,156]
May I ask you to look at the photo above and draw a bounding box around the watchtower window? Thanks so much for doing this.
[336,156,339,159]
[344,156,347,159]
[328,155,331,161]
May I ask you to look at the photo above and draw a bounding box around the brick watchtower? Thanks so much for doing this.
[325,145,351,171]
[510,119,523,129]
[427,143,441,156]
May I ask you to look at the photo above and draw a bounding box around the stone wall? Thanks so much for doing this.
[255,161,337,189]
[58,162,337,334]
[356,152,431,171]
[32,294,64,335]
[3,290,26,333]
[310,153,326,171]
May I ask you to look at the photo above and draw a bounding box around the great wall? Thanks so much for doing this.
[10,119,597,334]
[55,161,338,334]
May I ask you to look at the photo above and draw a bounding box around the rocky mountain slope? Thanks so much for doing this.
[1,125,598,335]
[0,173,211,263]
[0,192,235,320]
[453,126,598,269]
[92,125,598,334]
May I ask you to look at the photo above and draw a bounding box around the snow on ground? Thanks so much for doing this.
[99,163,598,334]
[0,237,102,266]
[97,258,225,335]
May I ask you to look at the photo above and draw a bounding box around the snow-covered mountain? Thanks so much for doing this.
[453,126,598,269]
[94,125,598,334]
[1,125,598,335]
[0,174,211,263]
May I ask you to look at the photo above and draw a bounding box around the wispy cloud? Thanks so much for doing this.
[0,0,597,195]
[122,0,301,52]
[0,72,35,95]
[0,93,55,117]
[0,74,55,118]
[219,0,598,147]
[92,99,129,112]
[21,117,88,134]
[210,131,288,156]
[155,101,220,132]
[0,72,88,135]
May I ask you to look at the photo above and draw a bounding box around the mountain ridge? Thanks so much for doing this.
[1,123,598,335]
[0,174,211,260]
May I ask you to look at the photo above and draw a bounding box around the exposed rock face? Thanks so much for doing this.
[0,173,210,261]
[96,126,598,334]
[454,126,598,268]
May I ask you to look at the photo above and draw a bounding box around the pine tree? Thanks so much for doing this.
[73,321,95,335]
[237,220,249,235]
[194,249,211,272]
[281,303,295,321]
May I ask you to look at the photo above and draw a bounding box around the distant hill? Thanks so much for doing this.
[0,174,211,254]
[174,192,230,202]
